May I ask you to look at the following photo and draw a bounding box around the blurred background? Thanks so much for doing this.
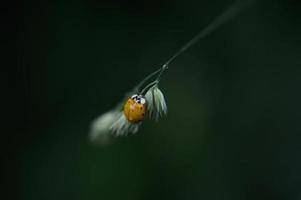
[6,0,301,199]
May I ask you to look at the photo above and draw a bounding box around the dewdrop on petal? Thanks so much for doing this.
[145,86,167,121]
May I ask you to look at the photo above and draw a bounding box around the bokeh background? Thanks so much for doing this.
[8,0,301,199]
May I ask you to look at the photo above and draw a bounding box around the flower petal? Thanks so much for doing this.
[89,110,119,143]
[110,113,141,136]
[144,86,167,121]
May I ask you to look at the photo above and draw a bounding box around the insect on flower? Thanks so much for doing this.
[109,84,168,136]
[89,0,255,142]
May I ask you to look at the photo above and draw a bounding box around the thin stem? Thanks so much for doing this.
[128,0,254,97]
[135,67,161,92]
[140,80,159,95]
[156,64,168,82]
[161,0,254,67]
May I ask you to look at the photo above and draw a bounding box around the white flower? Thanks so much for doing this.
[110,112,141,136]
[89,110,119,144]
[89,85,167,141]
[89,108,141,141]
[145,85,167,120]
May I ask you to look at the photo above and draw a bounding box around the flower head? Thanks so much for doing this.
[110,112,141,136]
[89,66,168,140]
[145,85,167,121]
[88,1,251,142]
[89,85,167,141]
[89,110,119,144]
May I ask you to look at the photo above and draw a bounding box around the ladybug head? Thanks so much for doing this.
[131,94,146,105]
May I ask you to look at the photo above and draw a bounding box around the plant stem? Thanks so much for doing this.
[156,64,168,83]
[133,0,255,95]
[152,0,254,84]
[135,68,161,92]
[140,80,159,95]
[165,0,254,67]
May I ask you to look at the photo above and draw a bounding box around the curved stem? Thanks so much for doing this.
[135,67,161,92]
[127,0,254,98]
[140,80,158,95]
[160,0,254,67]
[156,64,168,83]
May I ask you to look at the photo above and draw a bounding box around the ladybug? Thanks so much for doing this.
[123,94,146,123]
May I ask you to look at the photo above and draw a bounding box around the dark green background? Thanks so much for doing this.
[8,0,301,199]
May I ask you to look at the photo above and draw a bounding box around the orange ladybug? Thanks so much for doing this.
[123,94,146,123]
